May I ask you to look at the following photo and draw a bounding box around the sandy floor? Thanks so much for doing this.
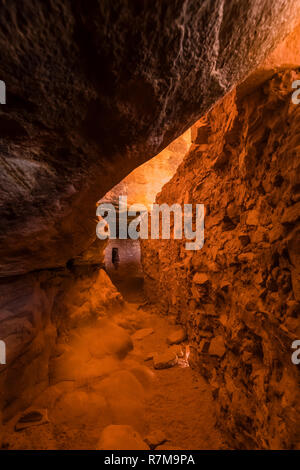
[129,310,224,450]
[2,276,224,450]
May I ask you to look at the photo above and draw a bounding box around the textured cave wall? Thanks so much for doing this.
[1,0,300,276]
[141,70,300,449]
[0,264,123,423]
[1,0,300,442]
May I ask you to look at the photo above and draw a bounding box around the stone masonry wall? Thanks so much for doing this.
[141,70,300,449]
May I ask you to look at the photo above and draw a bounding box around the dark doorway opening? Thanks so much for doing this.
[112,247,119,269]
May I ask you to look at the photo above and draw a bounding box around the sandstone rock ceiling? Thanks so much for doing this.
[0,0,300,276]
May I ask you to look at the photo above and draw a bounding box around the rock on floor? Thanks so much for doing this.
[167,328,187,345]
[144,352,155,361]
[153,351,178,370]
[144,430,167,449]
[132,328,154,341]
[15,409,49,432]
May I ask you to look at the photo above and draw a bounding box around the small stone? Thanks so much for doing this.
[281,202,300,224]
[144,352,155,361]
[15,408,49,432]
[132,328,154,341]
[167,328,187,345]
[193,273,209,285]
[97,425,149,450]
[245,209,260,226]
[153,351,178,369]
[208,336,226,357]
[144,430,167,449]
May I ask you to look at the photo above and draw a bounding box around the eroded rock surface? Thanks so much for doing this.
[141,69,300,449]
[1,1,300,451]
[1,0,300,275]
[0,266,123,421]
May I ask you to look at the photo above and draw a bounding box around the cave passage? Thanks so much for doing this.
[99,129,191,303]
[1,126,224,451]
[105,239,144,303]
[1,64,300,449]
[2,64,300,449]
[1,2,300,452]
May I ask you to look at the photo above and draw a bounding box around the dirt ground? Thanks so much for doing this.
[2,275,224,450]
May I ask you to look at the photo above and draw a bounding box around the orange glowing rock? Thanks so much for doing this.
[153,350,178,369]
[192,273,209,285]
[166,328,187,345]
[132,328,154,341]
[97,425,149,450]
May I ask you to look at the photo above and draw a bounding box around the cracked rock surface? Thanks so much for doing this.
[141,69,300,449]
[1,0,299,276]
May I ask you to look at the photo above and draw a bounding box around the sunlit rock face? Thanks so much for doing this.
[100,130,190,211]
[141,68,300,449]
[99,130,190,294]
[238,21,300,98]
[1,0,300,276]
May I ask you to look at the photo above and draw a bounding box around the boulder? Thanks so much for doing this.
[94,370,146,432]
[52,390,110,426]
[145,430,167,449]
[166,328,187,345]
[97,425,149,450]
